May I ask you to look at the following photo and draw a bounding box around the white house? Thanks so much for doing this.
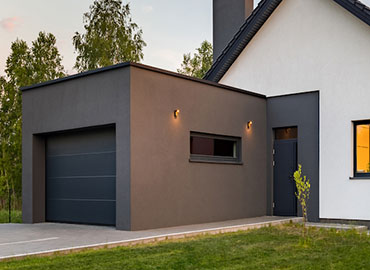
[21,0,369,230]
[207,0,370,223]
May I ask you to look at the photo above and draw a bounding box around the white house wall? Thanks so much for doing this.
[220,0,370,220]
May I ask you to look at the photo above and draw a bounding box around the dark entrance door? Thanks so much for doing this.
[46,127,116,226]
[273,127,297,216]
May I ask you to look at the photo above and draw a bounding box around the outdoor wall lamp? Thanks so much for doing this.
[174,109,180,119]
[247,121,253,129]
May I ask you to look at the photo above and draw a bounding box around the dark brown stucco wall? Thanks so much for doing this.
[130,66,267,230]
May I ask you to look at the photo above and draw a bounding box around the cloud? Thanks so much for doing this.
[0,17,21,32]
[142,5,153,14]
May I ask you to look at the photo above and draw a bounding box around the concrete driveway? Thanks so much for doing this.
[0,216,300,260]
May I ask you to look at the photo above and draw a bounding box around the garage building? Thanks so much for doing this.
[22,63,268,230]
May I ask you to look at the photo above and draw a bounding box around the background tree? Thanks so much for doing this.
[177,40,213,79]
[73,0,146,72]
[0,32,65,210]
[0,77,22,210]
[31,32,65,83]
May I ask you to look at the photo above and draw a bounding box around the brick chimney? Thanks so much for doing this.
[213,0,254,62]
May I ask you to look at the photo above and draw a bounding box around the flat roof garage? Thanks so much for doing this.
[22,62,268,230]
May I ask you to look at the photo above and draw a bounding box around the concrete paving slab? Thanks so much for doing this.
[0,216,300,261]
[306,222,368,232]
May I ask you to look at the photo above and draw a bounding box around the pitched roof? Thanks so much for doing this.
[204,0,370,82]
[334,0,370,24]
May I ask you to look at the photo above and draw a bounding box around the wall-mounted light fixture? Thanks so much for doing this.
[174,109,180,119]
[247,121,253,129]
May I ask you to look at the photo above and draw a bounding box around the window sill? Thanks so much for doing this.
[189,159,243,165]
[349,177,370,180]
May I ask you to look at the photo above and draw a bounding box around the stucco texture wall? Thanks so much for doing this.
[22,68,131,229]
[130,66,267,230]
[267,92,319,222]
[219,0,370,220]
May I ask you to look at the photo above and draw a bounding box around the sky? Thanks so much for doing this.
[0,0,214,76]
[0,0,369,76]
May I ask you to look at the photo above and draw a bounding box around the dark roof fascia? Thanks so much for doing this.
[20,62,131,92]
[204,0,283,82]
[21,62,266,99]
[267,90,320,99]
[131,63,266,99]
[333,0,370,26]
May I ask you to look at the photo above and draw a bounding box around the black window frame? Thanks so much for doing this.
[189,132,242,165]
[354,120,370,178]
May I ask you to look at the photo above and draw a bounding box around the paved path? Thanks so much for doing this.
[306,222,368,232]
[0,216,300,261]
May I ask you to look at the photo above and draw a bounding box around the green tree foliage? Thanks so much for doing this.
[293,164,311,238]
[73,0,146,72]
[177,40,213,79]
[0,32,65,209]
[5,40,33,88]
[0,77,22,210]
[31,32,65,83]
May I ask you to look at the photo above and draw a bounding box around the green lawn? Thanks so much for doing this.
[0,210,22,223]
[1,224,369,270]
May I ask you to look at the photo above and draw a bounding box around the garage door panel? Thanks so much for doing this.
[46,176,115,200]
[47,129,115,156]
[47,152,116,178]
[46,127,116,226]
[46,200,116,225]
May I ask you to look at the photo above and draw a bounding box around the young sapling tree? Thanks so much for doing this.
[293,164,311,238]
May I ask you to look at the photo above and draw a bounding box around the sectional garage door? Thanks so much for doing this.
[46,127,116,226]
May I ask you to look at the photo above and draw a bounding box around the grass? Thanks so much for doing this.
[1,224,370,270]
[0,210,22,223]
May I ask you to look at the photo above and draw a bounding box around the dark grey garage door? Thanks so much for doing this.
[46,127,116,226]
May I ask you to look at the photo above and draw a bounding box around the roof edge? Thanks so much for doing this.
[204,0,370,83]
[267,90,320,99]
[21,62,266,99]
[21,62,131,91]
[333,0,370,26]
[131,63,266,99]
[204,0,282,82]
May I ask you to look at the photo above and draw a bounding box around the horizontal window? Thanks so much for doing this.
[190,132,241,164]
[354,121,370,177]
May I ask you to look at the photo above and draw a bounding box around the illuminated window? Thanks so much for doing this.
[354,121,370,176]
[275,127,297,140]
[190,132,241,164]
